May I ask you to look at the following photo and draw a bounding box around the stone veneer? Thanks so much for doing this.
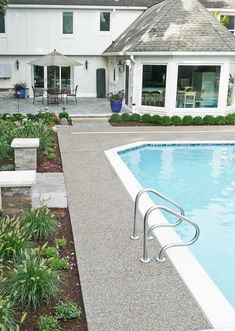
[0,171,36,216]
[11,138,40,171]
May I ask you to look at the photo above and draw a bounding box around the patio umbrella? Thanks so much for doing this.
[28,49,82,67]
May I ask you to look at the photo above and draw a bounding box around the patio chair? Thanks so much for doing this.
[142,92,151,106]
[66,85,78,104]
[32,86,44,105]
[47,88,59,105]
[184,91,196,108]
[150,91,161,106]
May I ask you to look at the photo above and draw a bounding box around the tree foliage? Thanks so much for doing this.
[0,0,8,16]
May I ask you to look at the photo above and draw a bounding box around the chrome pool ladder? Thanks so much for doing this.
[131,188,200,263]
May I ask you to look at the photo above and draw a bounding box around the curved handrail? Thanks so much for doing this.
[141,205,200,263]
[131,188,185,240]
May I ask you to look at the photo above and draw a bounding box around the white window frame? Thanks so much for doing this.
[62,11,74,37]
[0,13,7,37]
[98,11,111,35]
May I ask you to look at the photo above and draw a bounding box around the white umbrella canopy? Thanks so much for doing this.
[28,49,82,67]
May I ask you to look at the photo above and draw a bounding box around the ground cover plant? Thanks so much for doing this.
[0,208,87,331]
[110,112,235,126]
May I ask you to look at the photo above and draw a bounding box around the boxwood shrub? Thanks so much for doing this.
[110,114,121,122]
[141,114,152,123]
[160,116,172,126]
[203,115,215,125]
[214,116,226,125]
[193,116,203,125]
[120,113,131,121]
[171,116,182,126]
[225,113,235,124]
[182,115,193,125]
[150,115,161,124]
[130,113,141,122]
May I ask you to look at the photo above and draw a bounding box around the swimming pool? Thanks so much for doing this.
[105,141,235,329]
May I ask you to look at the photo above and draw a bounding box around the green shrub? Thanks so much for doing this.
[141,114,152,122]
[20,207,57,241]
[0,295,19,331]
[225,113,235,124]
[48,257,69,270]
[110,114,121,122]
[150,115,161,124]
[182,115,193,125]
[6,252,60,308]
[193,116,203,125]
[130,113,141,122]
[159,116,172,126]
[171,116,182,126]
[47,153,56,161]
[42,246,58,258]
[2,113,11,120]
[26,113,37,121]
[11,114,24,122]
[0,217,33,263]
[203,115,215,125]
[58,112,69,120]
[39,315,61,331]
[54,238,67,248]
[214,116,226,125]
[0,121,16,160]
[55,301,82,321]
[120,113,131,121]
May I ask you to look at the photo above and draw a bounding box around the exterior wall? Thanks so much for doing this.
[113,55,235,116]
[0,55,108,97]
[0,7,143,96]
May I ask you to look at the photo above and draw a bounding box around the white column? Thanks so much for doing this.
[218,61,230,115]
[164,57,178,116]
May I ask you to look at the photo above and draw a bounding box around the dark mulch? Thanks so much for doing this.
[37,132,63,173]
[21,208,88,331]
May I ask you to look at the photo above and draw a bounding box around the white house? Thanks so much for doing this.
[0,0,235,115]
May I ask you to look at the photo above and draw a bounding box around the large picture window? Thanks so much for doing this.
[63,12,73,34]
[0,15,5,34]
[142,65,167,107]
[33,66,44,88]
[100,12,110,31]
[176,65,221,108]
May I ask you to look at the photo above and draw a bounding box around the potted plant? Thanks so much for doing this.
[14,82,27,99]
[107,90,125,113]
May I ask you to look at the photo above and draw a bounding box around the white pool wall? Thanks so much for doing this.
[105,141,235,329]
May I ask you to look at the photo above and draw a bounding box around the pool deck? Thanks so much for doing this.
[58,121,235,331]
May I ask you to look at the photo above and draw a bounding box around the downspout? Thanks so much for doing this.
[130,55,136,113]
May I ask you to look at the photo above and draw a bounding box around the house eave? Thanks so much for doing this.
[124,51,235,56]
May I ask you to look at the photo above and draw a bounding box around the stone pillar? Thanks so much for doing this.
[11,138,40,171]
[0,171,36,216]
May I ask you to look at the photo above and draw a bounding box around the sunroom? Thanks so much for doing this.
[104,0,235,116]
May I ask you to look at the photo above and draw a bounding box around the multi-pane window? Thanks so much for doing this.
[63,12,73,34]
[0,15,5,33]
[100,12,110,31]
[221,15,235,34]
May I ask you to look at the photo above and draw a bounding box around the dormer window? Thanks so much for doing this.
[100,12,110,31]
[63,12,73,34]
[0,15,5,34]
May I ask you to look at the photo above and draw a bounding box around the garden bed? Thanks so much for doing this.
[21,208,87,331]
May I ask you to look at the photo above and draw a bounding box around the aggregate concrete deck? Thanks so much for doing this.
[57,120,235,331]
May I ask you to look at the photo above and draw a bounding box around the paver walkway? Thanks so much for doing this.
[57,120,235,331]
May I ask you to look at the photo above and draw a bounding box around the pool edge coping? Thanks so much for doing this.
[105,140,235,330]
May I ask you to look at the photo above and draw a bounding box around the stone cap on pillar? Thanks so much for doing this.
[0,171,36,187]
[11,138,40,149]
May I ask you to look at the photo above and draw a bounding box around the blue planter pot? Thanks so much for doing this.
[110,100,123,112]
[16,88,26,99]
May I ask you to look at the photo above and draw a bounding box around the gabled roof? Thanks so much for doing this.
[104,0,235,54]
[8,0,159,7]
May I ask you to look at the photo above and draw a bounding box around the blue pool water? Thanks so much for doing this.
[119,143,235,308]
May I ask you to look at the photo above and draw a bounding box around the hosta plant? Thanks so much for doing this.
[6,251,61,308]
[19,207,57,241]
[38,315,61,331]
[55,301,82,321]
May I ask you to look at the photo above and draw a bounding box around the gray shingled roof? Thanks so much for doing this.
[200,0,235,8]
[104,0,235,54]
[8,0,235,8]
[9,0,159,7]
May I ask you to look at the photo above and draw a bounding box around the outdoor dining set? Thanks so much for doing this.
[32,85,78,105]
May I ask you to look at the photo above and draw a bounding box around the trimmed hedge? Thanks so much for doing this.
[109,113,235,126]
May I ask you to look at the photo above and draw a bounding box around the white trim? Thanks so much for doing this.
[104,51,235,56]
[207,8,235,13]
[105,140,235,329]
